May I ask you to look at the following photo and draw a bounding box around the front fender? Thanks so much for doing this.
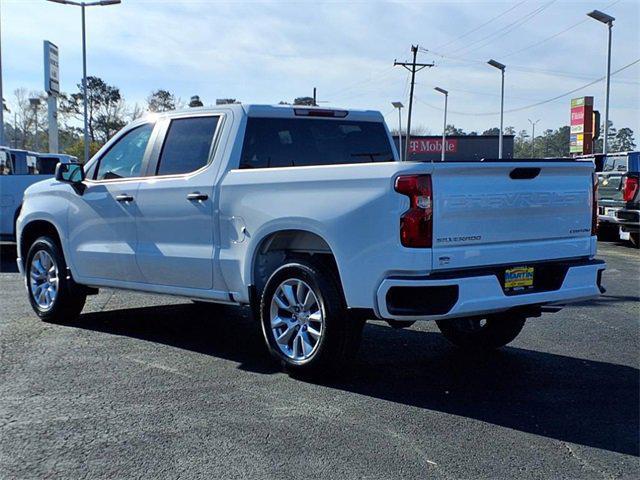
[17,184,72,262]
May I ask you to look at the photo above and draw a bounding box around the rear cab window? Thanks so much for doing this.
[603,156,628,173]
[240,118,394,169]
[156,116,220,176]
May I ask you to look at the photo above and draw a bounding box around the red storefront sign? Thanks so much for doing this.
[409,138,458,154]
[570,96,593,154]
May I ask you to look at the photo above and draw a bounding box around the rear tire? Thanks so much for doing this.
[387,320,416,329]
[25,236,86,323]
[436,313,526,350]
[597,224,619,242]
[260,259,364,376]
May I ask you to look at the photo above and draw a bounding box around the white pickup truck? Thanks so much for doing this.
[17,105,605,374]
[0,147,77,241]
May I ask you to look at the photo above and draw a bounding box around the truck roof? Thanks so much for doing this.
[149,104,384,122]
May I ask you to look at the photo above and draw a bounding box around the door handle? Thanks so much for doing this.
[187,192,209,201]
[115,194,134,202]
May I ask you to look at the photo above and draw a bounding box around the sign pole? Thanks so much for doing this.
[47,96,58,153]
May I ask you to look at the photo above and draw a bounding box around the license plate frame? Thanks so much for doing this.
[604,207,618,217]
[504,266,535,291]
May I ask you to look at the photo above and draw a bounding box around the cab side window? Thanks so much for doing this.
[94,124,154,180]
[156,116,220,176]
[32,157,59,175]
[0,151,12,175]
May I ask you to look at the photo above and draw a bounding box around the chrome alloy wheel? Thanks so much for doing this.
[29,250,59,310]
[270,279,324,361]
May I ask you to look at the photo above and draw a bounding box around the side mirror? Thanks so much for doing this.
[55,162,85,184]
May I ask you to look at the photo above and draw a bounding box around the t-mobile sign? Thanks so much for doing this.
[409,138,458,154]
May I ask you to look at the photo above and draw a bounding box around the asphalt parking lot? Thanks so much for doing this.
[0,241,638,479]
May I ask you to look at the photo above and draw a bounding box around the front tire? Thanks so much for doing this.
[260,259,364,376]
[436,313,526,350]
[25,236,86,323]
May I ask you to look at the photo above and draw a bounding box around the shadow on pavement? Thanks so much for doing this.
[576,293,640,306]
[71,302,638,457]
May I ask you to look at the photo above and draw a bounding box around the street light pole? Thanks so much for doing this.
[587,10,615,155]
[434,87,448,162]
[528,118,540,158]
[47,0,121,161]
[391,102,404,161]
[488,59,506,159]
[81,3,89,162]
[604,22,612,155]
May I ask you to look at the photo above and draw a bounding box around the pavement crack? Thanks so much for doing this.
[562,442,615,480]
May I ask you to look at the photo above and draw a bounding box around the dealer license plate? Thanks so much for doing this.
[504,266,534,290]
[605,208,618,217]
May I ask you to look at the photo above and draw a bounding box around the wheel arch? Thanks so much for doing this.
[13,204,22,238]
[250,229,342,299]
[20,219,64,262]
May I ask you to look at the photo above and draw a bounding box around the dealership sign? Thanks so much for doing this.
[409,138,458,154]
[570,96,593,154]
[44,41,59,95]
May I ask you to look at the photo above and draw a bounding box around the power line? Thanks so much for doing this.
[420,46,638,84]
[414,58,640,116]
[446,1,557,56]
[415,82,539,102]
[502,18,589,59]
[434,1,527,51]
[323,64,396,101]
[422,0,621,67]
[500,0,621,58]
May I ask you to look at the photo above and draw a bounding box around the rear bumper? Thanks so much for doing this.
[376,258,606,321]
[598,214,620,225]
[615,209,639,232]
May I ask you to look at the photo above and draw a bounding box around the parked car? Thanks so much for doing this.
[594,151,640,246]
[615,151,639,247]
[16,105,605,375]
[0,147,77,241]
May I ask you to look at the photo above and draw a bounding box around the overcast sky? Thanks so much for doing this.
[3,0,639,137]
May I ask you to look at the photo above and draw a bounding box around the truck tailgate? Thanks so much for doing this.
[431,161,594,271]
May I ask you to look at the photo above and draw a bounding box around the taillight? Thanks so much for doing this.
[592,172,598,235]
[395,174,433,248]
[622,175,639,202]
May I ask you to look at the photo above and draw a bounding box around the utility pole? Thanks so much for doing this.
[394,45,434,162]
[528,119,540,158]
[313,87,317,107]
